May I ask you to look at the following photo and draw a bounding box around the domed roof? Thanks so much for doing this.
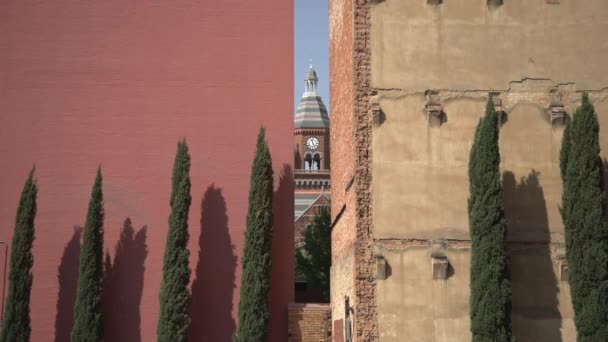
[295,65,329,129]
[305,67,318,82]
[294,95,329,129]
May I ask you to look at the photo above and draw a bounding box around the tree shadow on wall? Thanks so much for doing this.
[295,146,302,170]
[103,218,148,342]
[269,164,295,339]
[54,226,82,342]
[503,170,561,342]
[603,159,608,214]
[189,185,237,342]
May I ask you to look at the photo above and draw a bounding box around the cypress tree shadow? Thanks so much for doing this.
[103,218,148,342]
[103,252,113,326]
[269,164,294,339]
[189,185,237,342]
[603,159,607,213]
[54,226,82,342]
[295,147,302,170]
[503,170,561,342]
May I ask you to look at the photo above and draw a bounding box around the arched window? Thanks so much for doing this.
[313,154,321,170]
[304,154,313,170]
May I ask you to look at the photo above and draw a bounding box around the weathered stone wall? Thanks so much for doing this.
[374,240,578,342]
[288,303,332,342]
[330,0,608,341]
[370,0,608,91]
[375,241,471,342]
[373,85,608,243]
[368,0,608,340]
[372,92,607,342]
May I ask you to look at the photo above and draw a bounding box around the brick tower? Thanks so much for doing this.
[294,64,331,302]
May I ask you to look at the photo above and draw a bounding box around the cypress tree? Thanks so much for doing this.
[559,93,608,341]
[0,168,37,342]
[234,127,274,342]
[157,139,192,342]
[71,167,104,342]
[468,98,512,342]
[296,206,331,302]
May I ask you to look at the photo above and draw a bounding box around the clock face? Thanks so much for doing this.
[306,137,320,150]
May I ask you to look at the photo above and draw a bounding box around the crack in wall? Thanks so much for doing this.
[374,238,568,251]
[373,79,608,99]
[371,79,608,117]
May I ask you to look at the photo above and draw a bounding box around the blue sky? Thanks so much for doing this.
[294,0,329,114]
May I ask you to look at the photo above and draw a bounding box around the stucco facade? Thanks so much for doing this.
[330,0,608,341]
[0,2,293,341]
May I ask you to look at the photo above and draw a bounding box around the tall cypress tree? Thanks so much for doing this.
[468,98,512,342]
[157,139,192,342]
[71,167,104,342]
[234,127,274,342]
[0,168,37,342]
[559,93,608,341]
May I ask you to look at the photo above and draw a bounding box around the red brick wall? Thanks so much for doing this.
[288,303,331,342]
[294,195,331,246]
[329,0,355,225]
[329,0,378,341]
[0,2,293,341]
[329,0,358,340]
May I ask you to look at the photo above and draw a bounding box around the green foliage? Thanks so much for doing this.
[0,168,37,342]
[234,127,274,342]
[559,93,608,341]
[560,113,571,182]
[157,139,192,342]
[71,167,104,342]
[295,206,331,302]
[468,98,512,342]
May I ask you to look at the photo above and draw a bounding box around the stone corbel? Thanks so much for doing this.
[425,91,444,126]
[430,240,449,280]
[558,257,569,282]
[487,0,503,8]
[548,90,566,127]
[490,92,506,124]
[431,253,449,280]
[370,95,384,127]
[376,255,388,280]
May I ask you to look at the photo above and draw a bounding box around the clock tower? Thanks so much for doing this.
[294,64,330,178]
[294,63,331,302]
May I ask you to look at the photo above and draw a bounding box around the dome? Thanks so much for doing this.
[305,67,318,82]
[295,64,329,129]
[294,95,329,129]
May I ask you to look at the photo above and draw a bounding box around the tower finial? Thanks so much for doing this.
[309,58,313,68]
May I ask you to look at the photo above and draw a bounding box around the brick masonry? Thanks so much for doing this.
[295,195,331,246]
[0,2,294,341]
[288,303,332,342]
[295,128,331,170]
[329,0,378,340]
[352,1,378,341]
[329,0,357,339]
[329,0,608,340]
